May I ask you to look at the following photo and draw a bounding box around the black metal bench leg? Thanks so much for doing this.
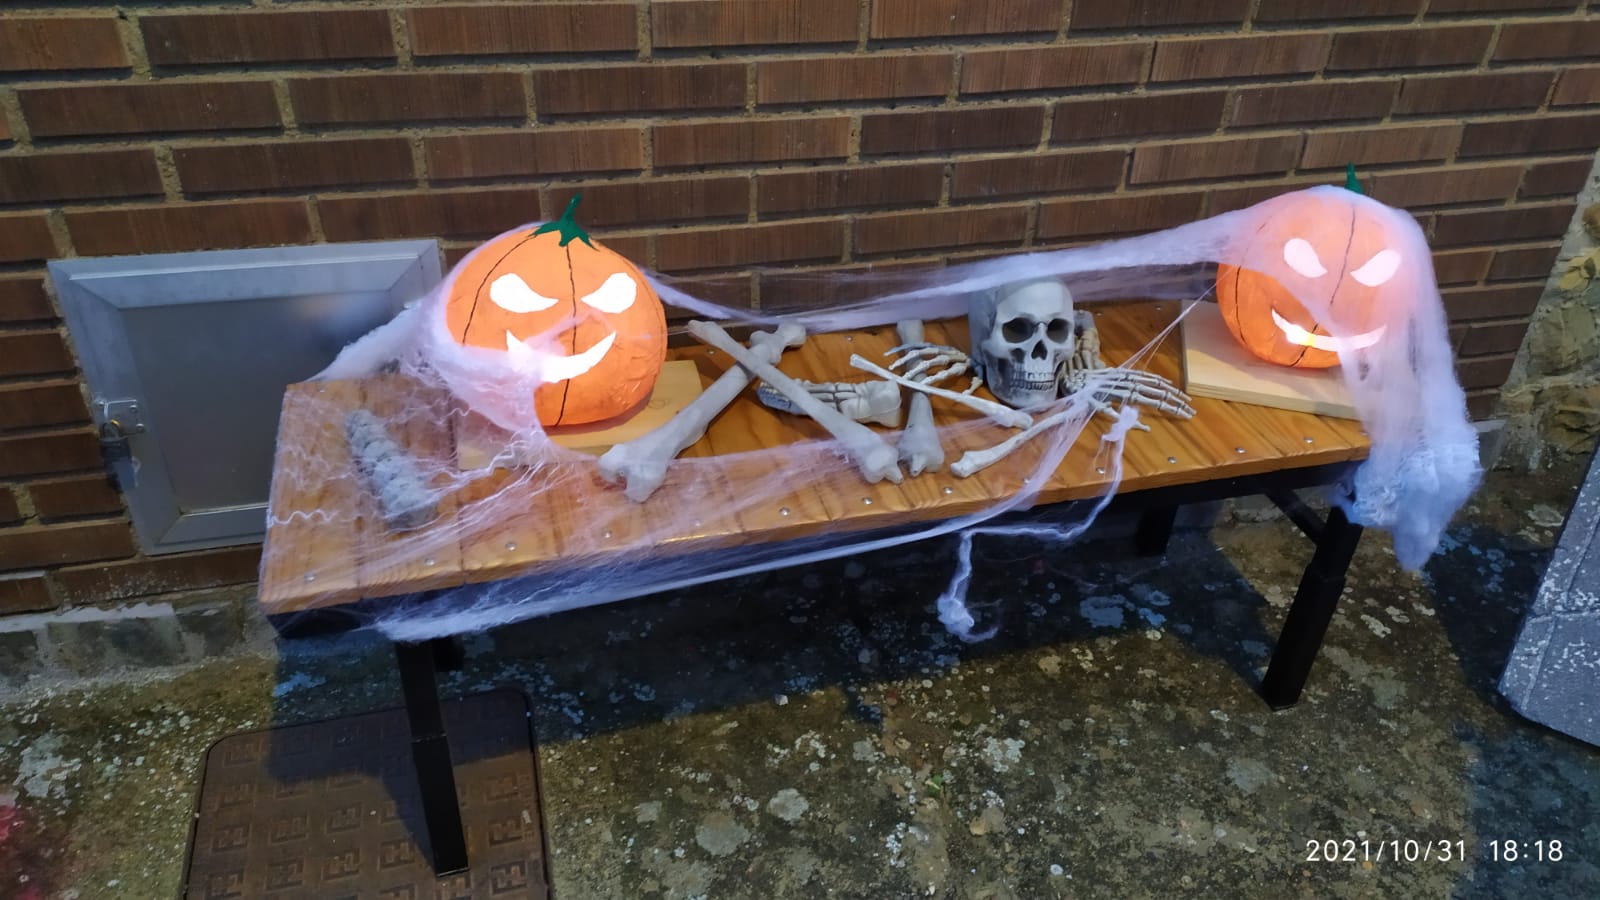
[431,636,466,672]
[395,640,470,875]
[1135,506,1179,556]
[1260,506,1364,710]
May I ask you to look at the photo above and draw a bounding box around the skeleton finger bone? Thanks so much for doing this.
[950,404,1088,478]
[893,319,945,475]
[757,378,903,427]
[598,324,805,501]
[686,320,903,485]
[850,354,1033,429]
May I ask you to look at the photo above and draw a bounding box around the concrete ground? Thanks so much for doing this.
[2,462,1598,899]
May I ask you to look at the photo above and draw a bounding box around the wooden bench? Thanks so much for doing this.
[258,300,1372,874]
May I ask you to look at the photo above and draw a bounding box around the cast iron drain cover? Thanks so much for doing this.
[183,690,549,899]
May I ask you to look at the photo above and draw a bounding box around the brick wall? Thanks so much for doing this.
[1,0,1597,618]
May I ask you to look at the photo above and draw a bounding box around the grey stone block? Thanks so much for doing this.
[1501,447,1600,747]
[47,611,189,676]
[175,601,245,658]
[0,628,44,685]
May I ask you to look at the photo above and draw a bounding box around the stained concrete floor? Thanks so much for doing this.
[3,462,1599,899]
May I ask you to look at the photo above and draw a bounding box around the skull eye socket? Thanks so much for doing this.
[1046,318,1072,342]
[1001,317,1036,342]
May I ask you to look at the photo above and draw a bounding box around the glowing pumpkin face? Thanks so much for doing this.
[1217,194,1399,368]
[445,197,666,427]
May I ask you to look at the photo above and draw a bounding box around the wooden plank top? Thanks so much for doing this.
[259,301,1370,615]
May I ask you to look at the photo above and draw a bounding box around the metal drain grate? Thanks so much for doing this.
[184,690,549,899]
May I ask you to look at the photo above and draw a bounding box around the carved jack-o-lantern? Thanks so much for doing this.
[1217,192,1399,368]
[445,197,667,427]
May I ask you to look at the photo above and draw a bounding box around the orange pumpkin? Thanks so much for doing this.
[1217,192,1399,368]
[445,197,667,427]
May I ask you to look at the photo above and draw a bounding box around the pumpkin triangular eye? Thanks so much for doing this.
[579,272,637,314]
[1283,238,1328,278]
[490,273,560,313]
[1350,249,1401,287]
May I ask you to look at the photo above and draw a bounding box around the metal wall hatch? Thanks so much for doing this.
[49,241,441,555]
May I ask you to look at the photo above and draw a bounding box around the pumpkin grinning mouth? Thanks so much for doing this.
[1269,309,1384,353]
[504,329,617,382]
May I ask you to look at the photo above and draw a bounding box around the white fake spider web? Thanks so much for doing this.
[273,186,1481,642]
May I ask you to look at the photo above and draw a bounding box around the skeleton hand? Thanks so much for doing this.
[757,379,903,427]
[885,343,983,395]
[1063,367,1196,421]
[1070,310,1103,375]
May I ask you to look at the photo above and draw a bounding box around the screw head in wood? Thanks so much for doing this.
[1167,456,1178,464]
[505,541,517,551]
[942,486,954,495]
[779,507,791,517]
[1235,447,1246,454]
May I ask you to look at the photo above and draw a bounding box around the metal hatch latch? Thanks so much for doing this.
[96,398,145,469]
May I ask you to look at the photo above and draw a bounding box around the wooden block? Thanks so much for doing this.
[455,359,705,469]
[1181,302,1359,420]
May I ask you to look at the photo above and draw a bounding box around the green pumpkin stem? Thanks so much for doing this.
[534,194,595,248]
[1343,164,1365,196]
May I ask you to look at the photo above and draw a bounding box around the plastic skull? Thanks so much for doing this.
[970,278,1076,408]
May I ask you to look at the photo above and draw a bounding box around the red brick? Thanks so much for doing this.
[410,3,636,56]
[758,54,952,104]
[0,489,17,525]
[143,11,395,66]
[870,0,1059,38]
[653,118,850,168]
[28,475,123,521]
[1364,164,1524,208]
[1130,135,1303,184]
[1038,192,1206,240]
[758,259,946,310]
[756,163,944,214]
[656,220,844,271]
[0,115,9,143]
[0,331,71,377]
[1456,353,1517,389]
[0,16,128,72]
[950,149,1126,201]
[1443,283,1545,320]
[319,189,540,242]
[855,205,1029,255]
[1552,67,1600,106]
[1071,0,1250,30]
[1458,321,1531,356]
[1151,33,1329,82]
[1494,19,1600,62]
[19,82,281,138]
[175,139,414,195]
[1488,245,1561,281]
[660,273,754,313]
[0,521,136,571]
[536,63,746,115]
[1053,91,1226,143]
[1301,123,1461,169]
[1255,0,1423,20]
[0,149,163,204]
[426,129,644,181]
[1433,203,1576,247]
[291,73,525,125]
[960,43,1149,94]
[545,177,748,227]
[1465,390,1499,421]
[0,381,88,430]
[1327,25,1493,71]
[0,574,55,615]
[1204,177,1329,215]
[1460,114,1600,159]
[1230,81,1395,127]
[1429,0,1578,11]
[0,213,57,264]
[51,545,262,605]
[861,106,1045,155]
[1521,158,1592,199]
[1432,248,1493,285]
[67,201,312,257]
[0,429,101,478]
[0,277,53,323]
[1394,71,1554,115]
[653,0,858,47]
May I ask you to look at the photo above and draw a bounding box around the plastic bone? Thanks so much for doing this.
[893,320,945,475]
[598,324,806,501]
[686,320,904,485]
[756,379,903,427]
[345,410,437,530]
[949,403,1097,478]
[849,354,1033,429]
